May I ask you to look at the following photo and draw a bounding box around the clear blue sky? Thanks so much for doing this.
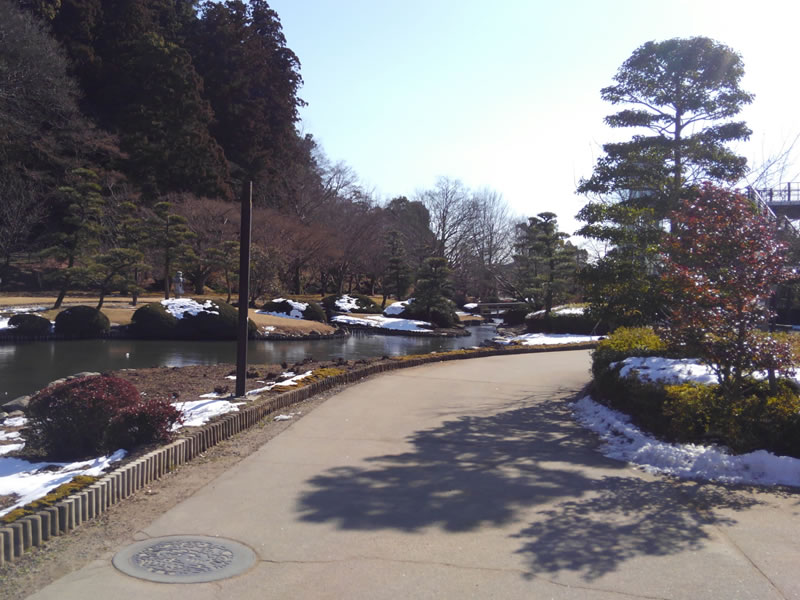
[269,0,800,237]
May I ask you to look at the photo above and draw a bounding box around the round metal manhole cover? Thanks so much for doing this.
[113,535,257,584]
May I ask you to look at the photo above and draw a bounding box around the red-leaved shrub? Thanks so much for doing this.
[25,375,181,459]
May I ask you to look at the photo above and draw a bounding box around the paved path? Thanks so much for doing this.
[28,351,800,599]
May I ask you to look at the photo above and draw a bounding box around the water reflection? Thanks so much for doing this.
[0,327,497,399]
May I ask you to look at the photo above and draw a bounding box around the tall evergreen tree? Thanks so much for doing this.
[577,37,754,327]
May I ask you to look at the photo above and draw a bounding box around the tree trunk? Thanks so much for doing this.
[194,274,205,295]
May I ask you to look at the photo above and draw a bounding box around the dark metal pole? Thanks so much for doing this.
[235,181,252,397]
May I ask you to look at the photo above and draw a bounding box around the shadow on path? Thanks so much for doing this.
[297,392,763,579]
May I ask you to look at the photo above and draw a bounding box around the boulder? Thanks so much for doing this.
[2,395,30,412]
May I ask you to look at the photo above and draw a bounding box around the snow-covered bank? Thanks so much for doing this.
[573,396,800,488]
[613,356,800,387]
[332,314,433,332]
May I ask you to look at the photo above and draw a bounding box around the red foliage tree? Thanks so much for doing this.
[661,184,793,399]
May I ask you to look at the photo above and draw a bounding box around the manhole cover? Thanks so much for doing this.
[113,535,257,584]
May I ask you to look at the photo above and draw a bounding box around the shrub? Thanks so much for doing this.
[25,375,180,459]
[400,298,460,328]
[322,293,382,314]
[302,300,328,323]
[130,302,178,339]
[8,313,51,336]
[176,299,257,340]
[502,308,529,326]
[592,326,667,378]
[54,305,110,338]
[262,298,327,323]
[663,380,800,456]
[526,312,603,335]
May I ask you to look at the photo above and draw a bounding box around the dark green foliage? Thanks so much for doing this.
[382,230,412,301]
[501,308,529,326]
[301,301,327,323]
[262,299,327,323]
[513,213,583,316]
[54,305,110,338]
[400,298,460,329]
[525,311,602,335]
[129,302,178,338]
[175,299,257,340]
[8,313,51,335]
[322,294,382,314]
[24,375,180,459]
[408,257,459,328]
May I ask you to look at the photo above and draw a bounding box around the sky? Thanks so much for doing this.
[269,0,800,238]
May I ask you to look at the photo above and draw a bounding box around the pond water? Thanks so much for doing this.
[0,326,498,401]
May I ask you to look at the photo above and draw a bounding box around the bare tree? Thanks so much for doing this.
[417,177,474,262]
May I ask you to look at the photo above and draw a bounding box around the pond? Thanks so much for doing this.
[0,325,499,401]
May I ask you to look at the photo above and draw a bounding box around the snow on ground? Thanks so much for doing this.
[332,314,433,332]
[0,430,21,441]
[573,396,800,487]
[246,370,313,395]
[172,398,245,429]
[384,298,413,315]
[258,297,309,319]
[498,333,601,346]
[161,298,219,319]
[0,450,127,517]
[3,417,27,427]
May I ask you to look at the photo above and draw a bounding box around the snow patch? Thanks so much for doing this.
[334,295,360,312]
[573,396,800,487]
[612,356,717,385]
[0,449,127,517]
[3,417,27,427]
[507,333,600,346]
[246,371,314,396]
[384,298,413,315]
[173,398,241,429]
[0,443,24,456]
[258,297,309,319]
[161,298,219,319]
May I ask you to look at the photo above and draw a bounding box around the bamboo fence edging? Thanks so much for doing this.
[0,342,596,567]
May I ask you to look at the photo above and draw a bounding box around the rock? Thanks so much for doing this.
[67,371,101,380]
[2,395,30,412]
[7,410,25,418]
[0,411,8,420]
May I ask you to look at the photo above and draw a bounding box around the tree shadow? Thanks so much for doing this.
[297,393,763,578]
[513,477,760,581]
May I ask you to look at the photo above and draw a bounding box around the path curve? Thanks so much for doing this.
[28,351,799,599]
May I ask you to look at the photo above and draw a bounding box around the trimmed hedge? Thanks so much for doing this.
[130,302,178,338]
[526,310,605,335]
[262,298,327,323]
[322,293,382,314]
[397,298,460,329]
[8,313,51,336]
[24,375,180,459]
[176,299,257,340]
[54,305,110,338]
[590,327,800,458]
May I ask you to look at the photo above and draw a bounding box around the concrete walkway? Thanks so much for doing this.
[28,351,800,599]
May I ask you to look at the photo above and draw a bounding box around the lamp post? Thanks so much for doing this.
[235,181,252,397]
